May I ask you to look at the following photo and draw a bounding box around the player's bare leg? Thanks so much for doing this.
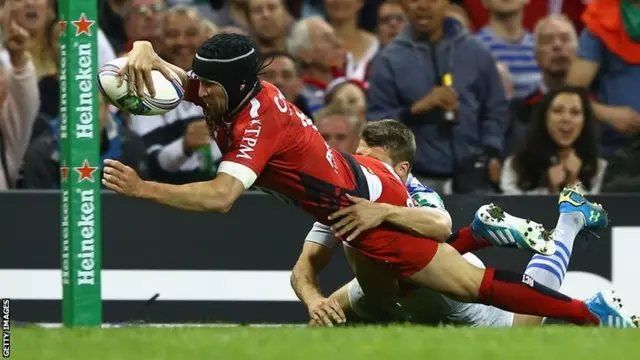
[324,247,396,323]
[407,241,636,327]
[342,244,400,312]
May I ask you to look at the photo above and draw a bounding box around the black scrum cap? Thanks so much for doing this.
[191,34,262,117]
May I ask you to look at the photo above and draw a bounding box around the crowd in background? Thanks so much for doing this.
[1,0,640,196]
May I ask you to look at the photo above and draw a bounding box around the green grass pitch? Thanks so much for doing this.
[8,325,638,360]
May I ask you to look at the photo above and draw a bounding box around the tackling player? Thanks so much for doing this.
[102,33,636,328]
[291,120,626,327]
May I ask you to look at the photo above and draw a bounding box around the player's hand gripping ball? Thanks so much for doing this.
[97,56,184,116]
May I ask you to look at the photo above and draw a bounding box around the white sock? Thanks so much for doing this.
[524,213,584,291]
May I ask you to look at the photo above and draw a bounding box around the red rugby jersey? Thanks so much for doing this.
[212,81,367,224]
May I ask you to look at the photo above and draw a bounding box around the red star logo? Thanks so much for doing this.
[60,165,69,183]
[59,20,67,36]
[72,13,94,36]
[75,160,98,183]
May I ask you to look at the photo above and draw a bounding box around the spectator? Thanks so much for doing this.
[167,0,218,20]
[325,0,379,80]
[376,0,407,48]
[475,0,540,99]
[1,0,117,83]
[0,0,55,79]
[18,94,148,189]
[455,0,586,34]
[293,0,382,33]
[210,0,251,33]
[324,77,367,122]
[567,0,640,158]
[159,4,201,72]
[533,15,578,93]
[99,0,127,51]
[367,0,507,194]
[507,14,578,155]
[287,16,345,114]
[314,101,361,153]
[602,135,640,193]
[501,87,606,195]
[116,0,167,55]
[201,19,220,40]
[260,51,313,118]
[445,2,472,31]
[247,0,290,54]
[0,14,38,190]
[129,6,219,185]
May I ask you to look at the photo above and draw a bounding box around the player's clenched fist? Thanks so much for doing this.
[102,159,145,197]
[307,297,346,327]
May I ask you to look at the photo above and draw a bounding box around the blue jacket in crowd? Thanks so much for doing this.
[367,18,508,176]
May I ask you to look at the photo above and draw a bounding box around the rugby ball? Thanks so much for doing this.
[97,57,185,116]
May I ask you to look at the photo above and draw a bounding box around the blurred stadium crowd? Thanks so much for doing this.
[1,0,640,195]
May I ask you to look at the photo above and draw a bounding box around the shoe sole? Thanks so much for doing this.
[476,204,556,256]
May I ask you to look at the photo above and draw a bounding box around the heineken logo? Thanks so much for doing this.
[72,13,94,36]
[59,42,67,139]
[75,160,98,183]
[75,41,94,140]
[61,189,70,286]
[76,188,97,286]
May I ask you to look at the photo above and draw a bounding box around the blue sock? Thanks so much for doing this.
[524,213,584,291]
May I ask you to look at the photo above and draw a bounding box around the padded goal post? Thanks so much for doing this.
[58,0,102,327]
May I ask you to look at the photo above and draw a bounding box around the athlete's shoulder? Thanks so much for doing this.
[232,83,285,129]
[405,173,446,210]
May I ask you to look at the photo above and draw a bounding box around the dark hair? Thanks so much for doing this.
[511,86,599,191]
[259,51,302,76]
[361,119,416,165]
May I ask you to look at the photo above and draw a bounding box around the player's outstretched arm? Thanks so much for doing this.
[291,242,333,305]
[291,237,346,326]
[329,195,452,242]
[102,159,244,213]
